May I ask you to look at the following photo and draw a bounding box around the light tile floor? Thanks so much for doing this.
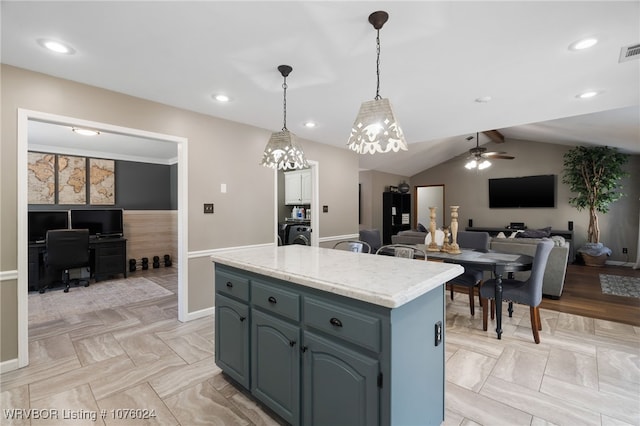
[2,269,639,425]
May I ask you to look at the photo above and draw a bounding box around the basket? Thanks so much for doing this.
[581,253,607,267]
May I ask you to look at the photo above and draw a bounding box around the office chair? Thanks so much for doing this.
[448,231,491,315]
[480,239,554,344]
[333,240,372,253]
[43,229,90,293]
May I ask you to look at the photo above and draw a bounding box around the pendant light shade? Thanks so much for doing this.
[261,65,309,170]
[347,11,408,155]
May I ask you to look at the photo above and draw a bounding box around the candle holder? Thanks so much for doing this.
[427,207,440,251]
[448,206,461,254]
[441,226,451,252]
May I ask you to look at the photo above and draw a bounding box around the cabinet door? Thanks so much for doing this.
[284,171,303,205]
[300,170,312,204]
[302,331,379,426]
[251,309,300,425]
[215,294,250,388]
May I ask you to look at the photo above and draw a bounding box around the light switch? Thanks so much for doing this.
[221,183,227,193]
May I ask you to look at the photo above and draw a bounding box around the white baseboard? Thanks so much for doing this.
[0,357,19,373]
[183,306,214,322]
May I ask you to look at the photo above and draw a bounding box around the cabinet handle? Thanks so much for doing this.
[239,316,246,322]
[226,281,233,288]
[301,346,308,353]
[329,317,343,327]
[268,296,277,304]
[289,340,296,347]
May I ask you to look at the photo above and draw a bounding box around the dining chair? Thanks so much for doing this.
[359,229,382,253]
[375,244,427,260]
[333,240,372,253]
[480,239,554,344]
[448,231,491,315]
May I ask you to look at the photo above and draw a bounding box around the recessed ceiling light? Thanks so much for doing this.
[37,38,75,54]
[213,94,230,102]
[72,127,100,136]
[576,91,599,99]
[475,96,492,103]
[303,121,317,128]
[569,38,598,51]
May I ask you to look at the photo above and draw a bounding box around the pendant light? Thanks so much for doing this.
[347,11,408,155]
[261,65,309,170]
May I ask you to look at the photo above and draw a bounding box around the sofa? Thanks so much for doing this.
[489,237,569,298]
[392,229,569,298]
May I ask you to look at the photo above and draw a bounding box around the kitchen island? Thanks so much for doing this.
[211,245,463,426]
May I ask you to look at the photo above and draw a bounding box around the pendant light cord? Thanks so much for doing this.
[282,76,288,131]
[375,29,381,100]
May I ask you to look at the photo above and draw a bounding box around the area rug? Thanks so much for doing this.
[29,276,174,324]
[599,274,640,298]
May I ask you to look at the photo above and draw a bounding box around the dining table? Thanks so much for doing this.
[419,245,533,339]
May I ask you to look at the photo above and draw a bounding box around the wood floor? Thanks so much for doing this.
[540,263,640,327]
[1,264,638,425]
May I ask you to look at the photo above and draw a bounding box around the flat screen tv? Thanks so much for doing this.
[489,175,556,208]
[70,209,124,237]
[28,211,69,243]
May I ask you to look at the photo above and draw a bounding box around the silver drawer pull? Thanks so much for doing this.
[330,317,343,327]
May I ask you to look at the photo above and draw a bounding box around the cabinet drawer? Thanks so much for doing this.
[303,297,381,352]
[216,269,250,302]
[98,245,124,256]
[252,281,300,321]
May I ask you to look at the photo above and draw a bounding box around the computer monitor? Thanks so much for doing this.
[70,209,124,238]
[28,211,69,243]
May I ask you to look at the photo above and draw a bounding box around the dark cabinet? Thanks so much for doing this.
[215,293,250,388]
[302,331,379,426]
[251,309,300,424]
[382,192,411,244]
[92,239,127,281]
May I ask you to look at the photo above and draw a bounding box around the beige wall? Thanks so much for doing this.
[358,170,411,234]
[410,138,640,263]
[0,65,359,362]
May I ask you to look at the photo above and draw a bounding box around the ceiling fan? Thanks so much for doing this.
[464,132,514,170]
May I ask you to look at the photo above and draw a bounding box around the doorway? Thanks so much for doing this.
[415,185,445,229]
[17,109,188,368]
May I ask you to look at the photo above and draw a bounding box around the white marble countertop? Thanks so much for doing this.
[210,245,464,308]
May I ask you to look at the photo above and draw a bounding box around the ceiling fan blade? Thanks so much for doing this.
[483,151,508,156]
[485,154,515,160]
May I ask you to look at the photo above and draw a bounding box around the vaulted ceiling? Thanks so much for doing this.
[3,1,639,176]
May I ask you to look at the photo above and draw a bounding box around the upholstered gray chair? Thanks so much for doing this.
[480,239,554,344]
[333,240,372,253]
[376,244,427,260]
[448,231,491,315]
[359,229,382,254]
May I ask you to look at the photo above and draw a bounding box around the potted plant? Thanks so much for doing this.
[562,145,629,266]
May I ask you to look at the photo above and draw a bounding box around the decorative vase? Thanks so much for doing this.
[398,181,410,193]
[427,207,439,252]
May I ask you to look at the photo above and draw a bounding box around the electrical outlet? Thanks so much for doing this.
[622,247,628,254]
[204,203,214,214]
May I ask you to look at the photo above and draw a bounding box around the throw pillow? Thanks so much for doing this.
[417,223,427,233]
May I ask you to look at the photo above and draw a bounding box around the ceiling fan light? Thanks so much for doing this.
[478,159,492,170]
[465,159,478,169]
[348,98,407,154]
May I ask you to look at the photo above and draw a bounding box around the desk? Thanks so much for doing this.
[29,237,127,291]
[422,247,533,339]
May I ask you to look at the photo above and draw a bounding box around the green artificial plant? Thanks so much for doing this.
[562,145,629,244]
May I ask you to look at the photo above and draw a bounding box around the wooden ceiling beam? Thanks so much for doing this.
[482,130,505,144]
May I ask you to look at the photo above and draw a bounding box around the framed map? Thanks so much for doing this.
[27,152,56,204]
[57,155,86,204]
[90,158,115,204]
